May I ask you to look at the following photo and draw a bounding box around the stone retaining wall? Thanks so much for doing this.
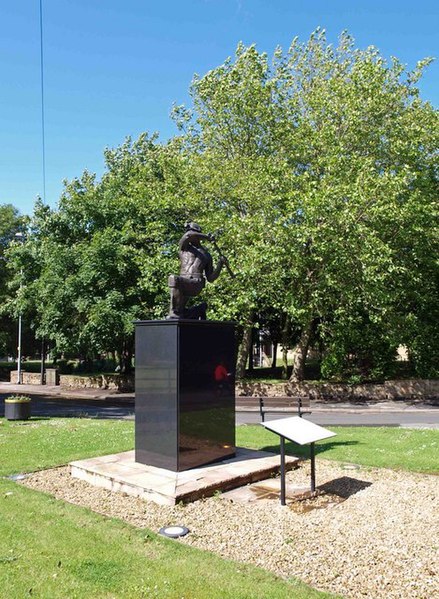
[9,370,438,400]
[60,374,134,392]
[236,379,439,400]
[9,371,134,392]
[10,371,42,385]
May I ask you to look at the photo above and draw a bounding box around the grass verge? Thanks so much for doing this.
[0,418,334,599]
[1,416,435,597]
[0,479,329,599]
[0,418,133,477]
[237,425,439,474]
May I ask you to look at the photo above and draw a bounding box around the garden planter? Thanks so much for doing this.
[4,397,31,421]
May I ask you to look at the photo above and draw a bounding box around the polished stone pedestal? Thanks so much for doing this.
[135,320,235,471]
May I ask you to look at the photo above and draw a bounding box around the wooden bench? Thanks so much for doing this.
[237,396,311,422]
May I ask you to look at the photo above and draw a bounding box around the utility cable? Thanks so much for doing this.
[39,0,46,203]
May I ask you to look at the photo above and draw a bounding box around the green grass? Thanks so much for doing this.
[0,479,329,599]
[2,418,436,479]
[0,418,334,599]
[1,417,435,598]
[237,425,439,474]
[0,418,134,477]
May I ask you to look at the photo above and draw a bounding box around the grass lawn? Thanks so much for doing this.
[0,418,134,477]
[1,478,329,599]
[1,417,436,598]
[0,418,334,599]
[237,425,438,474]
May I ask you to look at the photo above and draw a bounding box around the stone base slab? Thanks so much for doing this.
[70,448,299,505]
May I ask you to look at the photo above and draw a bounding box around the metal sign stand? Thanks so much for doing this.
[280,436,286,505]
[262,417,336,506]
[310,442,316,492]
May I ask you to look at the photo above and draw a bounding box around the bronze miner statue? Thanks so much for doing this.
[167,222,234,320]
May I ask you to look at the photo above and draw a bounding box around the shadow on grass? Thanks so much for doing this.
[5,417,52,424]
[260,439,360,459]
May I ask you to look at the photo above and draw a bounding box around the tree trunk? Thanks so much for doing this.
[281,346,289,379]
[120,338,134,374]
[289,323,312,382]
[248,331,254,372]
[271,342,277,369]
[280,313,291,380]
[236,314,254,379]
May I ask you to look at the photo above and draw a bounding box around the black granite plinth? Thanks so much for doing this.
[135,320,235,471]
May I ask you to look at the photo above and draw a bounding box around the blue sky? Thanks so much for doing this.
[1,0,437,216]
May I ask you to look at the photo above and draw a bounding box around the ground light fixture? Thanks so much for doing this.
[158,526,190,538]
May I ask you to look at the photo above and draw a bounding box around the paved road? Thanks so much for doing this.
[236,409,439,428]
[0,392,135,420]
[1,388,438,428]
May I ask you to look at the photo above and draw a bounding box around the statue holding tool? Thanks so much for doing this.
[167,222,235,320]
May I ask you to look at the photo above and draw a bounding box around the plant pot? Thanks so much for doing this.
[4,398,31,421]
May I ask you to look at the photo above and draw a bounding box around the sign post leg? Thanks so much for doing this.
[280,436,286,505]
[310,442,316,492]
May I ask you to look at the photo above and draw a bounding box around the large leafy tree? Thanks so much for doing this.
[172,44,294,374]
[10,30,437,381]
[13,135,194,371]
[0,204,23,356]
[175,30,438,379]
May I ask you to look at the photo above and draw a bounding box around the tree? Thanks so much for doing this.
[12,135,194,371]
[172,44,295,376]
[175,30,438,380]
[11,31,438,382]
[0,204,23,356]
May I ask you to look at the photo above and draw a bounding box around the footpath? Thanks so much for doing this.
[1,381,438,414]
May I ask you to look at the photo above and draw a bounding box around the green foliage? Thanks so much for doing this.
[320,311,398,381]
[175,30,438,379]
[0,204,22,252]
[7,136,199,369]
[0,204,23,356]
[5,30,438,379]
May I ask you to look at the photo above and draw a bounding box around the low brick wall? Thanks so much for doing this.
[236,379,439,401]
[60,374,134,392]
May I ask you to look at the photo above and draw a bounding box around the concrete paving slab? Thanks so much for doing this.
[221,478,311,503]
[70,447,300,505]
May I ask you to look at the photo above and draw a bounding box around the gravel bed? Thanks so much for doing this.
[21,461,438,599]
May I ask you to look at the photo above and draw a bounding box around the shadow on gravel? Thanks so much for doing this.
[318,476,372,498]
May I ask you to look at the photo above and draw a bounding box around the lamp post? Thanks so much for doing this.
[17,304,23,385]
[14,232,25,384]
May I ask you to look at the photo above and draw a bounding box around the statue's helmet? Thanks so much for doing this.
[185,221,202,232]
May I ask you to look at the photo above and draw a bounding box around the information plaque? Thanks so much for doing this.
[262,416,336,505]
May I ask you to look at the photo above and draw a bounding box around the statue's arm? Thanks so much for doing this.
[179,231,211,250]
[205,254,225,283]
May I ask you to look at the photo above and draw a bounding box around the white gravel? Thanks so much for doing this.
[21,460,438,599]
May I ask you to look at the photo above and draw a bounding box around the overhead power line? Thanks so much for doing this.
[39,0,46,203]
